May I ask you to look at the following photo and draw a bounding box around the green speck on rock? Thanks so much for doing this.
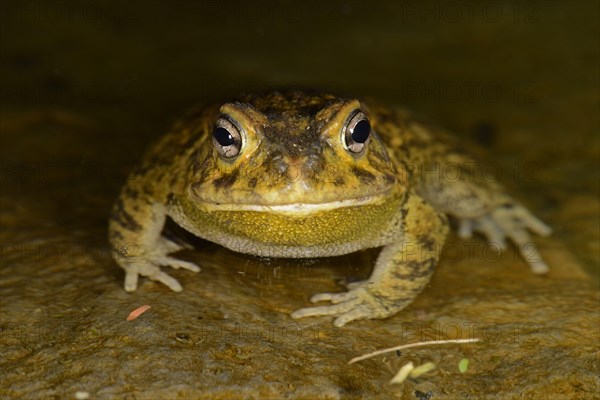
[458,358,469,373]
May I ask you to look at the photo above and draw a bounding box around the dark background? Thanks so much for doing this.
[2,1,597,126]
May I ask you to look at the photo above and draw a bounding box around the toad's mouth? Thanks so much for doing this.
[191,185,398,216]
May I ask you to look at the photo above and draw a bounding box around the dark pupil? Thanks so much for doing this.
[351,119,371,143]
[214,127,235,146]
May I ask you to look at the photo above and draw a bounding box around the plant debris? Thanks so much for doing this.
[348,338,481,364]
[389,361,437,384]
[458,358,469,373]
[126,304,152,321]
[390,362,414,384]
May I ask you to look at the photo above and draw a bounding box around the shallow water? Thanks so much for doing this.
[1,1,599,399]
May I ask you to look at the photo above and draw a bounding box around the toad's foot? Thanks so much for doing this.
[118,236,200,292]
[457,203,552,274]
[291,287,399,327]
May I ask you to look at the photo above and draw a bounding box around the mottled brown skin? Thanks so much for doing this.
[109,91,551,327]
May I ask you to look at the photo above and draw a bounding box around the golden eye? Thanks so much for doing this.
[343,110,371,154]
[213,116,243,158]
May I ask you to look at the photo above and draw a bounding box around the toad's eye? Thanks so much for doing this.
[343,110,371,154]
[213,117,243,158]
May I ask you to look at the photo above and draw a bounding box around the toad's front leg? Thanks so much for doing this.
[291,194,449,327]
[109,189,200,292]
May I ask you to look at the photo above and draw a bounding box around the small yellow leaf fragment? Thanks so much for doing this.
[409,362,436,378]
[458,358,469,373]
[127,304,152,321]
[390,362,414,384]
